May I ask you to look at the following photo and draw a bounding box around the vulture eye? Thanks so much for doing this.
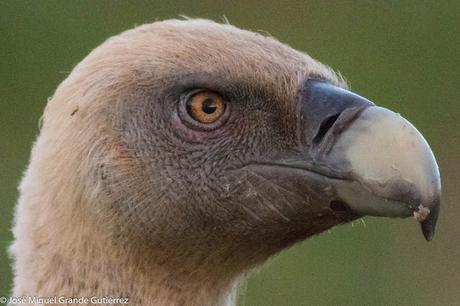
[187,91,225,123]
[179,90,229,130]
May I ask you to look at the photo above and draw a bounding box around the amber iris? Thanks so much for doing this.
[186,92,225,124]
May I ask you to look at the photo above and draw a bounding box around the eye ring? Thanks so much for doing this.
[178,90,229,131]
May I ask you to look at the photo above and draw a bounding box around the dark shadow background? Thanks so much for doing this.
[1,1,459,305]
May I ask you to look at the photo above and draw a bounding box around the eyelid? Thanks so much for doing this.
[183,88,208,99]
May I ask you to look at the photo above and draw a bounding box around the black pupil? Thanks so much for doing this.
[202,98,217,114]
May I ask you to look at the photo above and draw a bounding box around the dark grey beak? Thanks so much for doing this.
[300,80,441,241]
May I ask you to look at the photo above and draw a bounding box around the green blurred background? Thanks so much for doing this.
[1,1,459,305]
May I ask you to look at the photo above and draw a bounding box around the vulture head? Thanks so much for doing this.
[11,19,440,305]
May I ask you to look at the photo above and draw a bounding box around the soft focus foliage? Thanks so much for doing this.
[1,1,458,305]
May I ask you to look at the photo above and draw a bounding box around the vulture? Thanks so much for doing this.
[10,19,441,306]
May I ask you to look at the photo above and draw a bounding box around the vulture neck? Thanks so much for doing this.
[13,182,241,306]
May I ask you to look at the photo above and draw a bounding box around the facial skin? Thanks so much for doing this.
[105,74,351,267]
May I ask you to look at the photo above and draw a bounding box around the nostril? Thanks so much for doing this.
[330,200,349,212]
[312,113,340,145]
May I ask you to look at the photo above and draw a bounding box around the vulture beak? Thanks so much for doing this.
[297,80,441,241]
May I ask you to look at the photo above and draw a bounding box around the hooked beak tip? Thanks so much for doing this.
[421,220,435,241]
[417,203,440,241]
